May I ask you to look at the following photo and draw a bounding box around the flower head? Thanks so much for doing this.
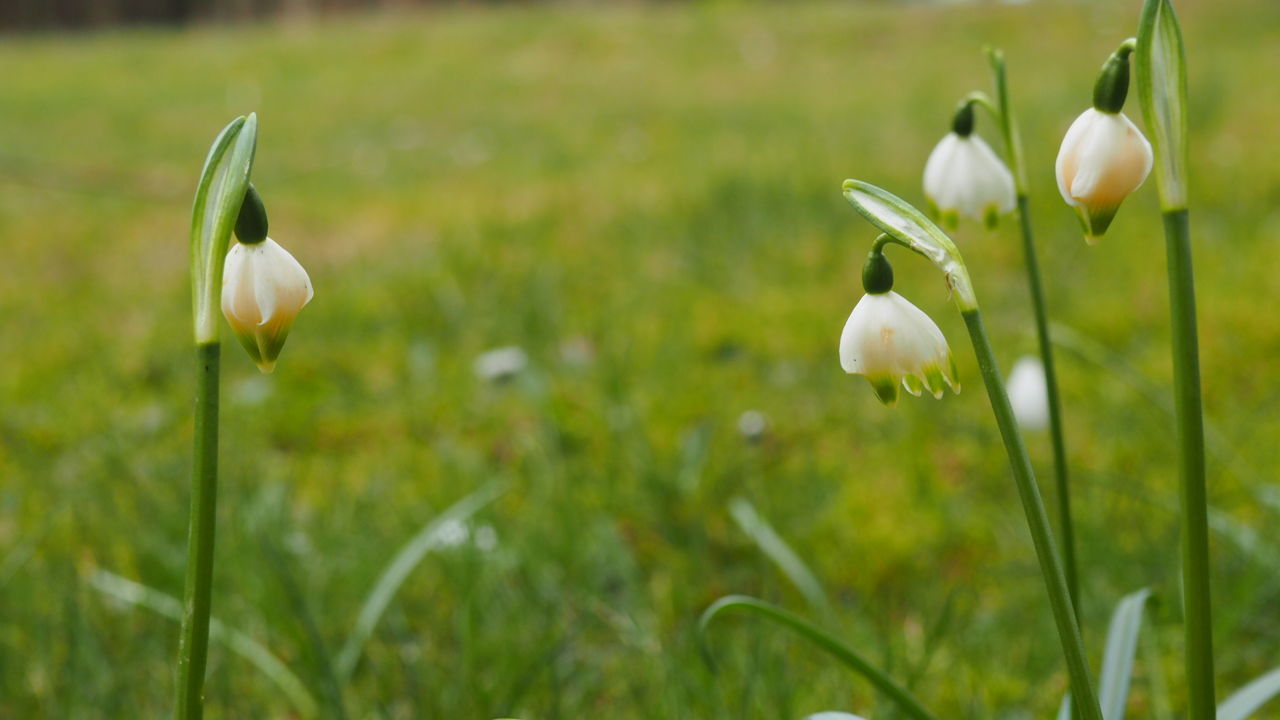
[221,238,314,373]
[839,290,959,406]
[923,132,1016,230]
[1007,355,1049,431]
[1055,108,1153,242]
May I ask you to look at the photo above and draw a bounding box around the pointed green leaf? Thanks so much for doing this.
[89,569,317,719]
[1135,0,1188,209]
[1218,667,1280,720]
[190,114,258,343]
[728,497,828,611]
[842,180,976,311]
[335,483,504,681]
[1098,588,1151,720]
[699,595,939,720]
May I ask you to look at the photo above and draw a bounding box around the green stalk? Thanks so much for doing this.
[174,114,257,720]
[1015,195,1079,617]
[962,308,1103,720]
[175,342,221,720]
[1162,208,1214,720]
[986,47,1080,619]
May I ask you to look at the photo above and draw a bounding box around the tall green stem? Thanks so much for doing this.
[985,49,1080,621]
[1015,195,1079,618]
[175,342,221,720]
[1162,208,1214,720]
[962,308,1102,720]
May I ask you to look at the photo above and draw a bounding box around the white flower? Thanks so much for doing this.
[839,291,959,406]
[1007,355,1049,431]
[1055,108,1153,242]
[473,346,528,382]
[923,132,1016,229]
[221,238,314,373]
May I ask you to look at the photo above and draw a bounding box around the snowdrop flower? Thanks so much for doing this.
[474,346,528,382]
[1007,355,1049,431]
[221,237,314,373]
[839,250,959,406]
[1056,40,1152,242]
[923,102,1016,229]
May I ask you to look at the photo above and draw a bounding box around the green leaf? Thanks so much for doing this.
[841,180,976,311]
[1057,588,1151,720]
[189,114,258,343]
[334,483,504,682]
[89,569,317,719]
[1098,588,1151,720]
[1135,0,1189,209]
[728,497,828,611]
[698,595,939,720]
[1218,666,1280,720]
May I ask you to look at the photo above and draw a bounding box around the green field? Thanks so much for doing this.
[2,1,1279,717]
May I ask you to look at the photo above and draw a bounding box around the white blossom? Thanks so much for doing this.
[839,291,959,406]
[221,238,313,373]
[923,132,1016,229]
[1055,108,1153,242]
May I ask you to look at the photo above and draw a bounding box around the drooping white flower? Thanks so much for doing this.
[1055,108,1153,242]
[473,346,528,382]
[221,238,314,373]
[839,291,959,406]
[1007,355,1049,431]
[923,132,1016,229]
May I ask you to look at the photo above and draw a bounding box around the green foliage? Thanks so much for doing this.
[1,1,1278,718]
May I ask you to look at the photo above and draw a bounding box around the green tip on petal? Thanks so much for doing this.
[1075,204,1119,242]
[902,374,925,397]
[941,209,960,230]
[867,375,899,407]
[947,353,961,393]
[922,365,950,399]
[983,205,1000,230]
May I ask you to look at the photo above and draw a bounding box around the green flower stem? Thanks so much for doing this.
[1015,194,1079,620]
[1162,207,1215,720]
[175,341,221,720]
[987,47,1080,625]
[961,308,1103,720]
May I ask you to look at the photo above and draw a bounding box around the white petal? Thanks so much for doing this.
[1008,355,1050,431]
[840,291,951,376]
[924,134,1015,221]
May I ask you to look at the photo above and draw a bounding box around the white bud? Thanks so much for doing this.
[1055,108,1153,242]
[1007,355,1050,431]
[923,132,1016,230]
[221,238,314,373]
[839,291,959,406]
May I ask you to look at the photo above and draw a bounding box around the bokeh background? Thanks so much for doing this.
[2,0,1279,717]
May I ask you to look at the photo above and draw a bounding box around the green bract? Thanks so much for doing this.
[1136,0,1189,209]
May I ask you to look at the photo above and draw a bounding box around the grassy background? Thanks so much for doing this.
[2,0,1279,717]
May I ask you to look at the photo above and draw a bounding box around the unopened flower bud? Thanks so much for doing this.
[221,238,314,373]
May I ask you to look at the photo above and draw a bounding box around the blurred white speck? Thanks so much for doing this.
[1008,355,1050,431]
[739,27,777,69]
[452,132,491,168]
[473,524,498,552]
[389,116,426,151]
[231,375,273,406]
[804,713,868,720]
[474,346,528,382]
[559,336,595,368]
[435,519,470,548]
[737,409,768,441]
[352,141,388,179]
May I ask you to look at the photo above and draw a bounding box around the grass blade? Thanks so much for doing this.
[1098,588,1151,720]
[334,482,504,682]
[728,497,828,611]
[1217,667,1280,720]
[89,569,317,719]
[698,595,939,720]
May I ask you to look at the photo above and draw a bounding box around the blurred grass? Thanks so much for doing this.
[1,0,1279,717]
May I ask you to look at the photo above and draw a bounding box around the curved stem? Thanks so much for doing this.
[1162,208,1215,720]
[961,308,1103,720]
[175,342,221,720]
